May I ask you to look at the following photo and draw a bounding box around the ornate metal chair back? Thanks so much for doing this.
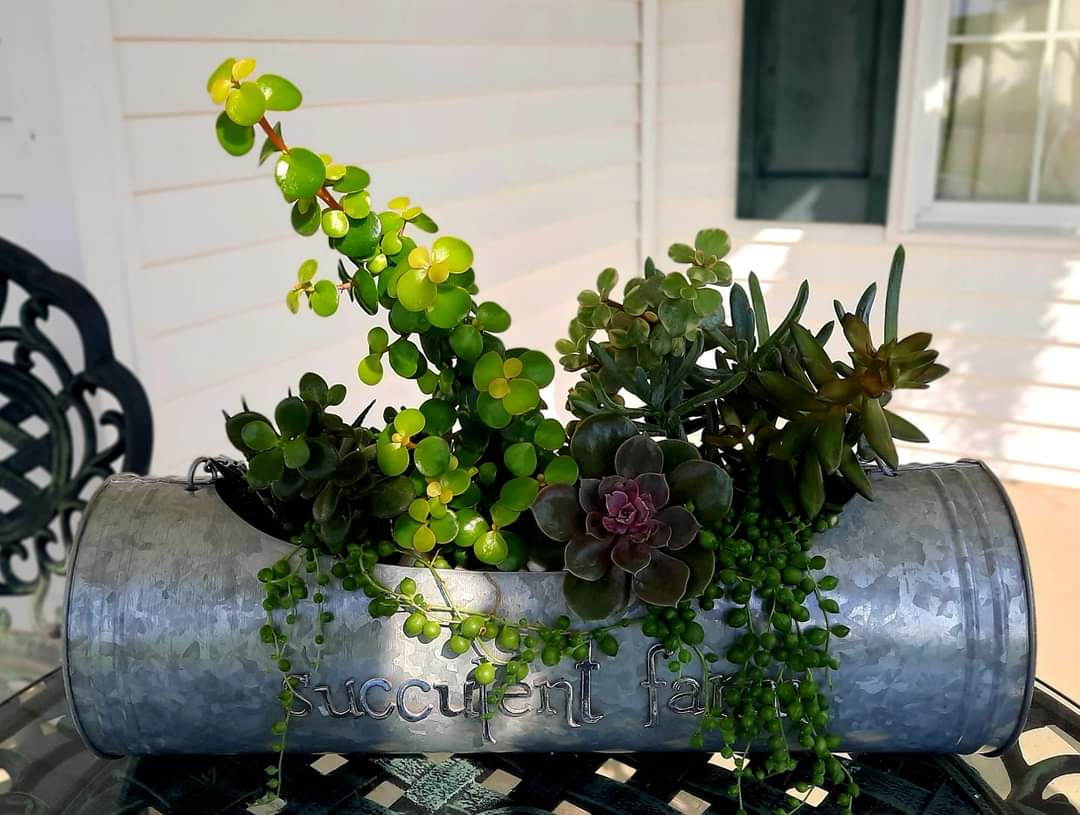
[0,237,151,686]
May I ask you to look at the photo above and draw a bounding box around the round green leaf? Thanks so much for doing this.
[474,530,508,565]
[274,396,309,436]
[394,408,426,437]
[431,236,473,273]
[310,280,339,316]
[326,383,346,405]
[408,498,429,522]
[450,324,483,360]
[290,200,320,236]
[225,81,266,126]
[334,165,370,193]
[533,418,566,451]
[388,339,420,378]
[297,258,318,283]
[299,372,327,403]
[298,438,338,480]
[503,442,537,477]
[490,502,519,528]
[454,509,489,548]
[471,351,504,391]
[377,442,410,477]
[351,265,378,314]
[255,73,302,111]
[429,513,459,544]
[502,378,540,416]
[389,300,429,334]
[517,350,555,387]
[500,476,540,511]
[215,112,255,156]
[426,287,471,329]
[543,455,579,485]
[275,147,325,200]
[414,436,451,477]
[341,191,371,219]
[249,447,284,482]
[496,531,528,571]
[206,58,236,92]
[396,267,437,312]
[420,399,455,436]
[476,392,511,429]
[357,354,383,385]
[321,209,349,238]
[475,302,511,332]
[241,419,278,452]
[331,213,382,259]
[392,515,422,549]
[281,436,310,469]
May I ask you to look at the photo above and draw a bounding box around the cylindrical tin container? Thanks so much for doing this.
[63,460,1035,756]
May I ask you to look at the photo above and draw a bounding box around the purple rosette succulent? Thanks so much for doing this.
[532,414,732,619]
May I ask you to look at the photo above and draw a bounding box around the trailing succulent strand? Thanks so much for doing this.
[206,57,946,815]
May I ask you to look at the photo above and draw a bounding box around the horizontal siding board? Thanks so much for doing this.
[0,196,26,244]
[142,165,638,335]
[659,42,732,85]
[111,0,640,44]
[658,160,732,198]
[115,41,639,116]
[659,0,738,43]
[892,379,1080,432]
[126,85,639,192]
[0,39,11,119]
[0,122,22,194]
[143,204,637,400]
[658,81,728,123]
[135,125,638,264]
[659,123,729,161]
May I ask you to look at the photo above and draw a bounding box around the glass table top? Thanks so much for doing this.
[0,669,1076,815]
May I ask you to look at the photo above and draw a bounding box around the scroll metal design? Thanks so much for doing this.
[0,237,151,632]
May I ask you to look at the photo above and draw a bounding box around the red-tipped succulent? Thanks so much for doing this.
[532,414,732,619]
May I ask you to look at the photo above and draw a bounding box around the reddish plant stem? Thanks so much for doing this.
[257,116,342,212]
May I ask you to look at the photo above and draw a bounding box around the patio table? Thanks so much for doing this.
[0,669,1075,815]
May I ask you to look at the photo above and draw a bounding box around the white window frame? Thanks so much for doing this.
[902,0,1080,235]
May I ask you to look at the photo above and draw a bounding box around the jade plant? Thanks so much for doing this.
[205,56,947,815]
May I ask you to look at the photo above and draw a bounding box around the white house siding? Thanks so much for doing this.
[93,0,643,475]
[0,37,26,245]
[656,0,1080,491]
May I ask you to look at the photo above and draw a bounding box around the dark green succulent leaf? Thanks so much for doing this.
[748,271,770,343]
[614,434,664,478]
[274,396,310,437]
[814,412,845,474]
[885,245,904,344]
[791,324,836,387]
[756,371,821,412]
[657,439,700,473]
[564,570,629,621]
[815,320,835,345]
[730,283,755,349]
[531,484,583,541]
[694,228,730,259]
[671,546,715,600]
[632,550,690,608]
[570,413,638,477]
[668,243,695,263]
[351,263,379,314]
[290,199,321,236]
[312,481,340,524]
[841,313,873,356]
[839,446,874,500]
[667,459,732,524]
[884,409,928,442]
[816,377,863,405]
[755,280,809,360]
[226,410,272,456]
[673,371,747,416]
[299,372,329,404]
[299,438,338,480]
[797,451,825,518]
[215,112,255,156]
[861,396,898,468]
[249,447,284,482]
[770,418,816,461]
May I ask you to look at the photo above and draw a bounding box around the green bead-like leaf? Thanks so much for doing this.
[255,74,302,111]
[225,81,266,127]
[309,280,339,316]
[215,112,255,156]
[275,148,325,200]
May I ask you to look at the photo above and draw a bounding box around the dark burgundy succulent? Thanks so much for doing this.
[532,415,732,619]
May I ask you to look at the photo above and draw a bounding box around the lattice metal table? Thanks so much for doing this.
[0,669,1075,814]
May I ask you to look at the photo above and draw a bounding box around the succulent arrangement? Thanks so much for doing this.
[206,57,947,814]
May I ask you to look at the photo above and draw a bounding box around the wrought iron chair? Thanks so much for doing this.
[0,236,152,689]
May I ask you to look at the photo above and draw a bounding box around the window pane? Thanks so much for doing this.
[949,0,1050,35]
[1039,41,1080,203]
[1061,0,1080,30]
[936,42,1042,201]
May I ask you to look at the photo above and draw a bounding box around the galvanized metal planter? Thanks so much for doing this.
[62,460,1035,757]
